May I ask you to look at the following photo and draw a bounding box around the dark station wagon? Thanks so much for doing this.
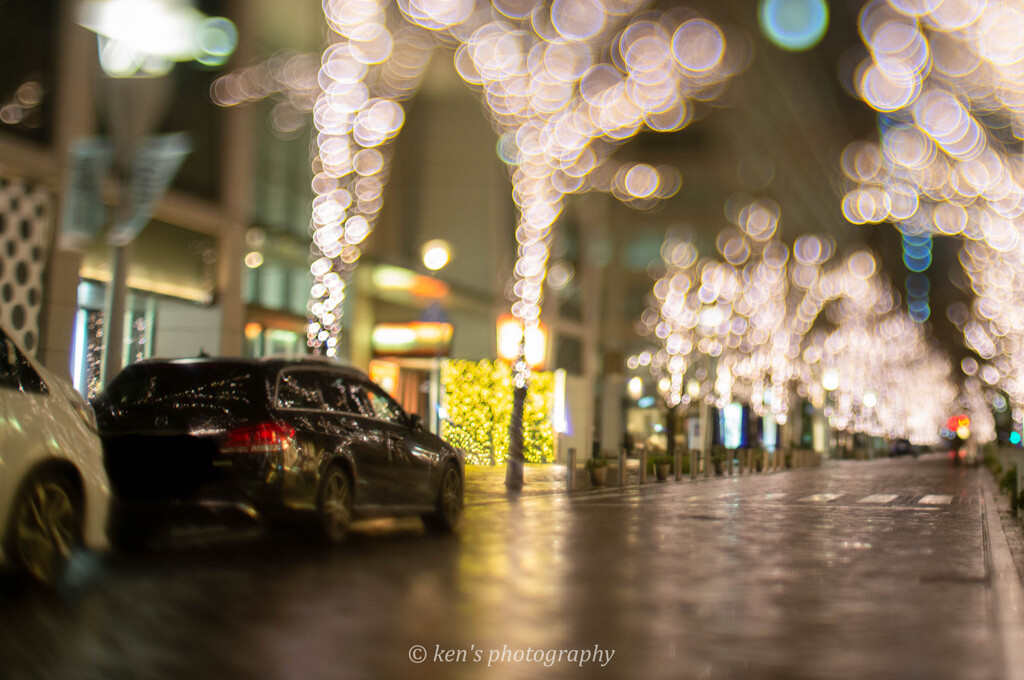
[92,357,464,547]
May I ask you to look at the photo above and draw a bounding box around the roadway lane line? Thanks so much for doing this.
[919,495,953,505]
[980,476,1024,680]
[858,494,899,504]
[799,493,843,502]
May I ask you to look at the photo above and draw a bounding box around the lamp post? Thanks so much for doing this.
[77,0,236,385]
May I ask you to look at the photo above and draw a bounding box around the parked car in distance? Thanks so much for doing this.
[889,438,918,457]
[0,325,110,584]
[92,356,464,548]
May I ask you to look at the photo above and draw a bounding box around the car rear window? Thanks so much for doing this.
[104,363,260,408]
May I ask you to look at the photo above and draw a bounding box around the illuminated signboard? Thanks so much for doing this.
[371,265,448,299]
[371,322,454,357]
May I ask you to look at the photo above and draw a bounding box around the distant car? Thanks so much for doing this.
[91,357,464,548]
[0,326,110,584]
[889,438,917,457]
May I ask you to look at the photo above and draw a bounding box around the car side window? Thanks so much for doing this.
[0,332,47,395]
[321,375,361,414]
[351,382,405,425]
[276,370,324,410]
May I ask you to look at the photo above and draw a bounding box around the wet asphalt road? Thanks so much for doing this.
[0,454,1015,680]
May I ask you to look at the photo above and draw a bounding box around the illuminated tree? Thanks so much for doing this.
[440,359,554,465]
[839,0,1019,441]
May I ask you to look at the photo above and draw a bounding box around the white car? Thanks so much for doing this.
[0,326,110,584]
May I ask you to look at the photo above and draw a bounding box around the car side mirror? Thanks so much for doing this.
[408,413,423,431]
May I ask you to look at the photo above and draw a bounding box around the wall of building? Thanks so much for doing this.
[153,298,223,359]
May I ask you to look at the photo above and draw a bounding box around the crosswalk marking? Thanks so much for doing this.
[918,494,953,505]
[858,494,899,504]
[799,493,843,502]
[764,493,788,500]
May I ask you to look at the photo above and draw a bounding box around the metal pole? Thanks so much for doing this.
[639,447,648,485]
[566,447,576,494]
[618,447,627,488]
[102,242,130,386]
[674,447,682,481]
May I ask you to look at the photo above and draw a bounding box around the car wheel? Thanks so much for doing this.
[423,463,463,533]
[317,466,352,545]
[8,471,82,585]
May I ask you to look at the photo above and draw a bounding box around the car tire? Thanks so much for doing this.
[7,470,82,585]
[316,466,352,545]
[422,463,463,533]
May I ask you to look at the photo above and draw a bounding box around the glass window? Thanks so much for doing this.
[276,370,324,410]
[321,375,360,414]
[0,331,47,394]
[105,363,253,407]
[351,382,405,424]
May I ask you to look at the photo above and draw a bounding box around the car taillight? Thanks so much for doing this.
[221,422,296,455]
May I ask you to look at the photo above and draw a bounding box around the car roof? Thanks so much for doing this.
[123,355,368,379]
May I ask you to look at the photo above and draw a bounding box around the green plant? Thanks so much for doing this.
[584,457,609,471]
[647,455,673,472]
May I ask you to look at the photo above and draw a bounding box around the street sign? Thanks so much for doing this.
[106,132,191,245]
[60,137,112,250]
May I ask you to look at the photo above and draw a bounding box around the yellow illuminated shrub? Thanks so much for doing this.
[440,359,554,465]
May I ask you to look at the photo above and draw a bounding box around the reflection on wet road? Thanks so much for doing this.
[0,455,1011,679]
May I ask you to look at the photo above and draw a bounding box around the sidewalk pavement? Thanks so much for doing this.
[464,460,645,503]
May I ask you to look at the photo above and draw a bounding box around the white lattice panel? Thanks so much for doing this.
[0,176,51,355]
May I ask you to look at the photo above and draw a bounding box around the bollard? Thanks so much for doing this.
[619,448,627,488]
[690,449,697,481]
[674,448,683,482]
[727,450,734,476]
[567,448,576,494]
[639,448,648,485]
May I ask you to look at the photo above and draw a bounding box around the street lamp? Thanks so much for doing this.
[77,0,236,386]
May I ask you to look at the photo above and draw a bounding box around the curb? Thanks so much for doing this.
[980,469,1024,680]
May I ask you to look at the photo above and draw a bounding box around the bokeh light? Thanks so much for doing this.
[759,0,829,52]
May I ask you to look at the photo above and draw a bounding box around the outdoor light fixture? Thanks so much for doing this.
[79,0,237,77]
[421,239,451,271]
[628,376,643,401]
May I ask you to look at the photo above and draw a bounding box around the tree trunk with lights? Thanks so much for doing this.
[505,381,527,490]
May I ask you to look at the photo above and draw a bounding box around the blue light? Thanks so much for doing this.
[903,251,932,272]
[908,297,929,313]
[909,302,930,322]
[1011,431,1021,445]
[901,235,932,259]
[638,396,656,408]
[905,273,930,297]
[901,233,932,247]
[759,0,829,52]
